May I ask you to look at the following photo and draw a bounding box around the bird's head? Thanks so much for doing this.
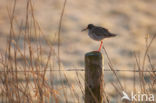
[81,24,94,31]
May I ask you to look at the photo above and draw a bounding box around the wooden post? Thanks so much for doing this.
[85,51,103,103]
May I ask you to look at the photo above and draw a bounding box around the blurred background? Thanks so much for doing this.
[0,0,155,102]
[0,0,155,68]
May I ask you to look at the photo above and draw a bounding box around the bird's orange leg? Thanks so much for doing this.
[98,41,103,52]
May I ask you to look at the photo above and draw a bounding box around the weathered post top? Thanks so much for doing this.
[85,51,102,57]
[85,51,102,62]
[85,51,103,103]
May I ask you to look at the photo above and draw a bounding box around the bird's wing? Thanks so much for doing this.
[92,27,110,37]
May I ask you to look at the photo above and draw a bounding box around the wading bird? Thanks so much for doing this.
[82,24,117,51]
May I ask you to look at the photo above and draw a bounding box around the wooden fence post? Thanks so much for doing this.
[85,51,103,103]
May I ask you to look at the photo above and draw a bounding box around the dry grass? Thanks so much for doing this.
[0,0,155,103]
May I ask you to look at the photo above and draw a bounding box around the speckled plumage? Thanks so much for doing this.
[82,24,117,51]
[83,24,116,41]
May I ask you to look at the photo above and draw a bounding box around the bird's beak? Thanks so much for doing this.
[81,27,88,32]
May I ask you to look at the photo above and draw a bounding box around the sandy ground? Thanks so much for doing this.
[0,0,156,102]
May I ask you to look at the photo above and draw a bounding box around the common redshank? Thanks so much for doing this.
[82,24,116,51]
